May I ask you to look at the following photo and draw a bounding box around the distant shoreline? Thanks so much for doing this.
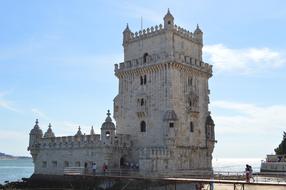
[0,156,32,160]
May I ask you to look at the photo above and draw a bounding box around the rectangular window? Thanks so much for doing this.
[52,161,57,168]
[169,122,174,128]
[144,75,147,84]
[190,122,194,132]
[140,76,143,85]
[75,161,81,167]
[42,161,47,168]
[64,161,69,168]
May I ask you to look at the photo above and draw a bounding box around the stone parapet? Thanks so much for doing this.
[126,24,199,44]
[37,134,132,150]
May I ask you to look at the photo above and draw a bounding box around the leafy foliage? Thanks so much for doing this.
[275,132,286,155]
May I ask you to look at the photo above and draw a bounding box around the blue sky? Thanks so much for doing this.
[1,0,286,158]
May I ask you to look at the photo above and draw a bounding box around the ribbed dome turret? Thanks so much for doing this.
[44,123,55,138]
[101,110,115,130]
[75,126,82,136]
[30,119,43,136]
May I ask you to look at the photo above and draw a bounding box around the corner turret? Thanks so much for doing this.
[28,119,43,150]
[194,24,203,44]
[28,119,43,162]
[164,9,174,29]
[101,110,115,144]
[205,114,216,149]
[123,24,132,46]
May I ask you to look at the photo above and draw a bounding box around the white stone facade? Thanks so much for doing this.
[28,10,216,177]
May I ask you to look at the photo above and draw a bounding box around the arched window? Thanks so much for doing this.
[144,75,147,84]
[190,122,194,132]
[143,53,148,63]
[105,131,110,137]
[140,121,146,132]
[140,98,144,106]
[140,76,143,85]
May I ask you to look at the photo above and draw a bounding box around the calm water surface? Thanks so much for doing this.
[0,158,33,184]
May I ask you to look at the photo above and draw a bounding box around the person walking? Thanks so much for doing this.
[92,162,97,175]
[245,164,250,183]
[249,165,255,182]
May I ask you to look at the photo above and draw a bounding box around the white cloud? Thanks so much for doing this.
[211,100,286,135]
[0,92,19,112]
[203,44,286,74]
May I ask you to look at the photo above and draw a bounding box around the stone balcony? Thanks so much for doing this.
[115,52,212,76]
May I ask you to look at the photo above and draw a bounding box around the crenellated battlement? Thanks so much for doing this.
[125,24,200,45]
[115,52,212,76]
[37,133,132,149]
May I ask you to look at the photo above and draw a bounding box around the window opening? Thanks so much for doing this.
[143,53,148,63]
[140,121,146,132]
[190,122,194,132]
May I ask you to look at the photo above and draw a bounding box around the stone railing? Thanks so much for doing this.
[38,134,132,149]
[115,52,212,74]
[127,24,197,43]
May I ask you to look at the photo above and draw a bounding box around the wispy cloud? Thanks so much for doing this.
[211,100,286,135]
[0,92,19,112]
[204,44,286,74]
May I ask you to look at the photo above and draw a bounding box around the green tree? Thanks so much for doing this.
[274,132,286,155]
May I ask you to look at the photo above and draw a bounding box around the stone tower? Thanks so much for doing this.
[28,119,43,162]
[114,10,216,175]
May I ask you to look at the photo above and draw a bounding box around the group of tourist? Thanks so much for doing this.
[84,162,108,175]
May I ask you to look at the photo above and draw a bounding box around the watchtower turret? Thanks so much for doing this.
[28,119,43,162]
[194,24,203,44]
[44,123,55,138]
[101,110,115,144]
[123,24,132,46]
[28,119,43,150]
[164,9,174,29]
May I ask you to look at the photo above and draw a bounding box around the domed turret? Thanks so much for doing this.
[164,9,174,29]
[75,126,82,136]
[28,119,43,150]
[44,123,55,138]
[194,24,203,44]
[101,110,115,144]
[101,110,115,130]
